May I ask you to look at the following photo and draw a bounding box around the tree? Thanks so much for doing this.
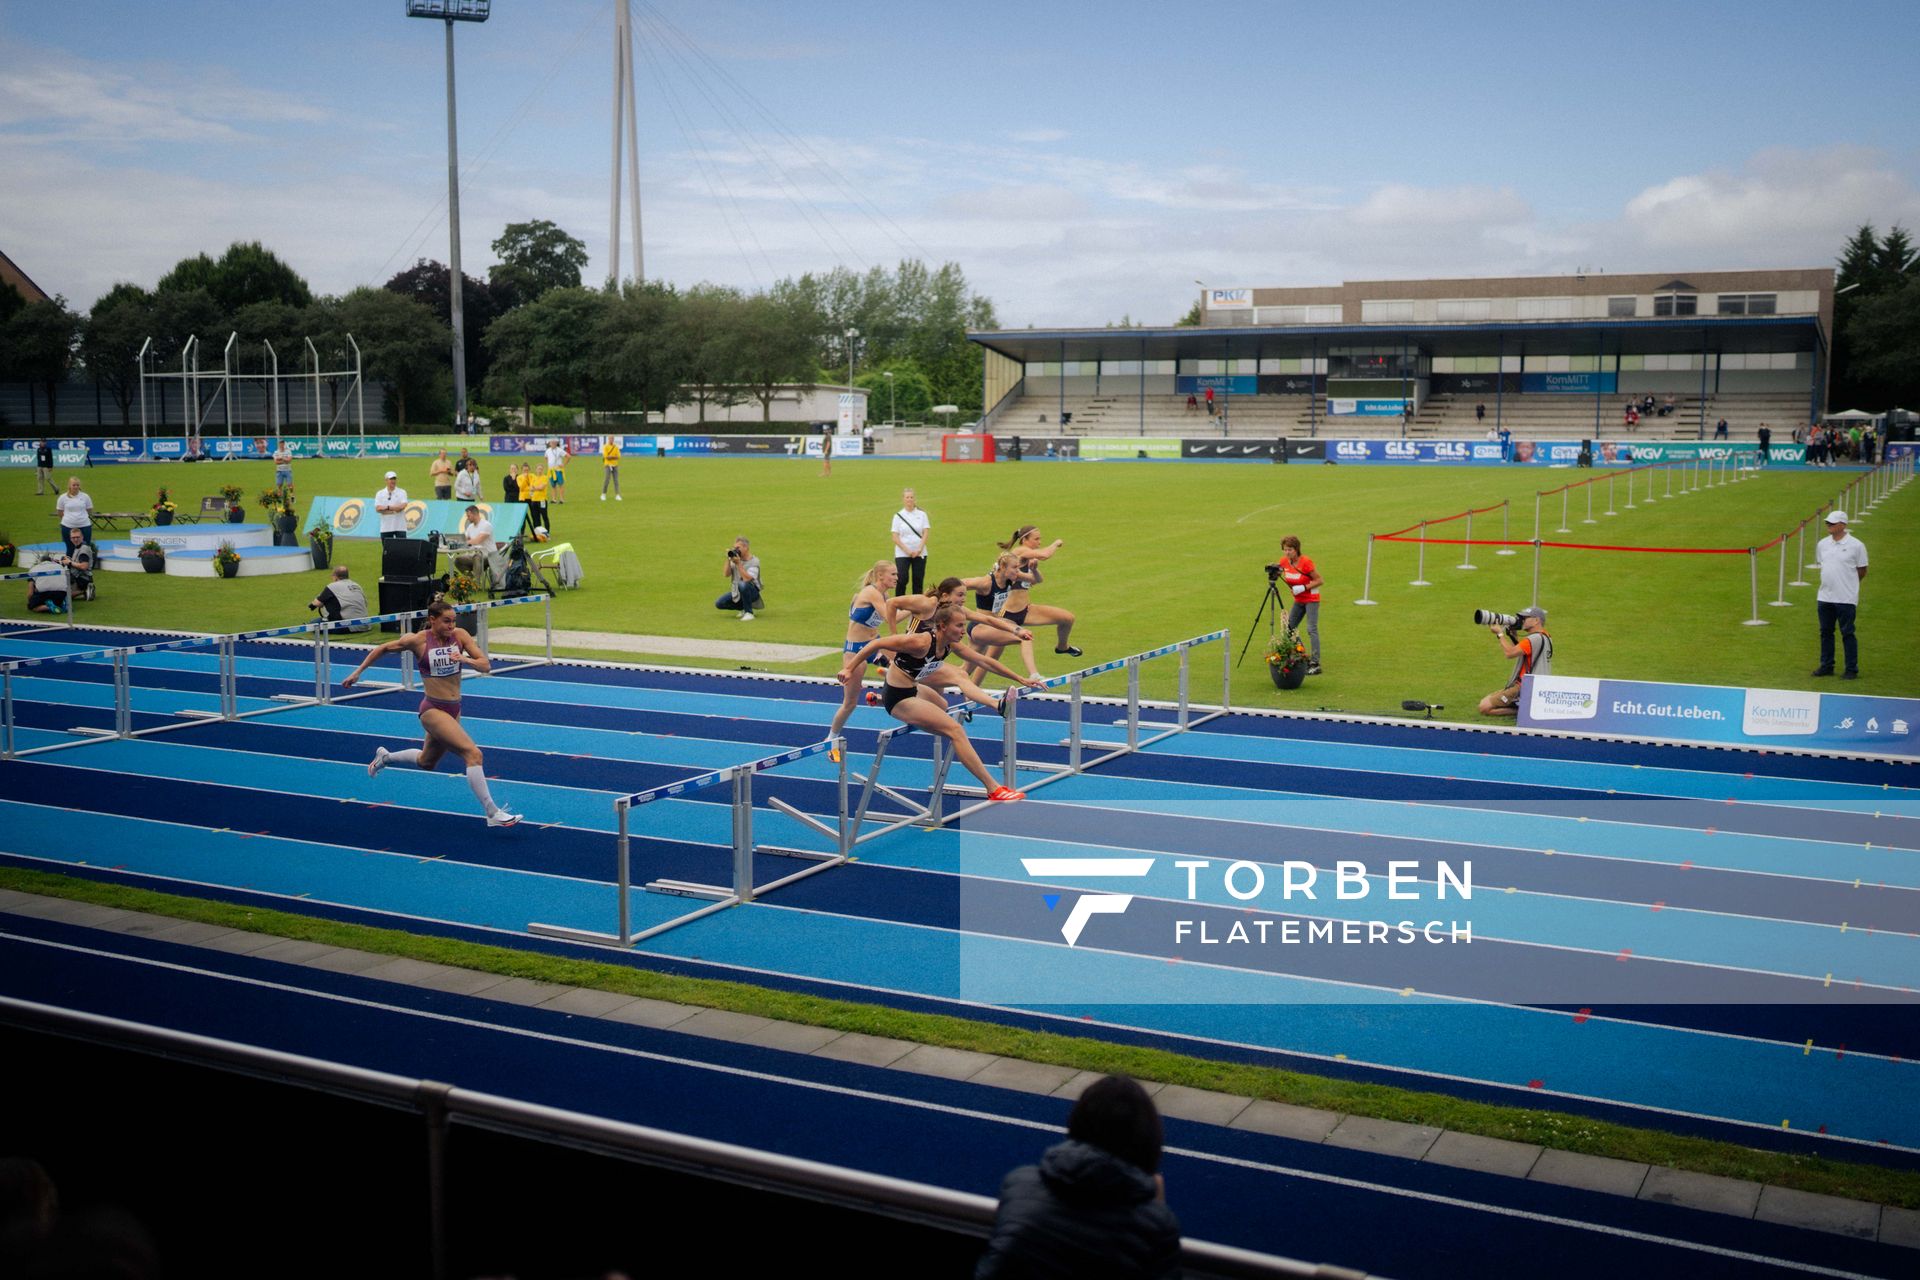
[1845,277,1920,388]
[1831,223,1919,409]
[1,296,82,425]
[0,280,25,328]
[336,287,450,428]
[483,286,631,425]
[81,283,154,426]
[599,281,686,417]
[158,241,312,315]
[858,362,934,423]
[1174,300,1202,327]
[723,293,819,421]
[384,258,504,389]
[489,220,588,307]
[672,284,747,421]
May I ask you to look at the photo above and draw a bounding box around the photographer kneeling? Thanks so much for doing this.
[1477,606,1552,718]
[309,565,370,628]
[715,536,762,621]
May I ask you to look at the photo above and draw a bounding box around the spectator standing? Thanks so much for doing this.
[1756,423,1772,467]
[1203,385,1215,416]
[1498,425,1512,462]
[975,1075,1179,1280]
[309,565,369,624]
[526,463,551,532]
[273,439,294,491]
[502,461,522,505]
[35,439,55,495]
[601,435,622,500]
[54,477,94,548]
[890,488,930,596]
[1812,511,1867,680]
[1475,402,1487,423]
[544,438,570,504]
[373,472,410,540]
[453,457,480,504]
[716,536,762,620]
[1276,534,1324,674]
[429,450,455,500]
[1863,424,1878,464]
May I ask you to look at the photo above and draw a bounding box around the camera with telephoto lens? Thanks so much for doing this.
[726,546,742,560]
[1473,608,1528,638]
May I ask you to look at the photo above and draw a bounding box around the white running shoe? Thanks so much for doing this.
[487,808,522,828]
[599,494,606,501]
[367,746,389,778]
[739,611,754,621]
[615,494,623,501]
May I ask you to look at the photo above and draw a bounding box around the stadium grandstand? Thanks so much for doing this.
[971,267,1832,444]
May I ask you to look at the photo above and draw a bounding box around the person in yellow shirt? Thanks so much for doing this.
[601,436,622,501]
[526,464,551,533]
[514,462,532,501]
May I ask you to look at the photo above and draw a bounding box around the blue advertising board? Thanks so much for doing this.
[1327,398,1408,417]
[1520,372,1618,395]
[1520,675,1920,758]
[6,435,397,462]
[1175,375,1258,396]
[302,495,531,540]
[1324,439,1506,463]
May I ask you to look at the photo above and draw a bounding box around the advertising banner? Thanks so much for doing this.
[1520,675,1920,758]
[303,496,532,541]
[1256,375,1321,395]
[1521,372,1618,395]
[1327,398,1408,417]
[1180,439,1276,459]
[1076,437,1183,460]
[1619,440,1803,464]
[1,446,89,468]
[1282,439,1326,462]
[1324,439,1492,463]
[1206,288,1253,310]
[1175,375,1258,396]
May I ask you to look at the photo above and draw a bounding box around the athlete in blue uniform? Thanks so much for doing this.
[830,560,899,739]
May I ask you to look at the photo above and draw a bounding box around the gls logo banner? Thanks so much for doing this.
[1021,857,1151,945]
[1334,441,1371,458]
[1384,441,1417,457]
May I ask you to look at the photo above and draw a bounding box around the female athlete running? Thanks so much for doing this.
[841,604,1042,802]
[973,527,1078,680]
[342,600,521,827]
[829,560,899,738]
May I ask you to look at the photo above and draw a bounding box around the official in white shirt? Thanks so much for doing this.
[374,472,410,539]
[1812,510,1868,680]
[890,488,930,597]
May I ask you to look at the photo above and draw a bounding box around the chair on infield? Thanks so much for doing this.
[189,496,225,524]
[528,542,583,590]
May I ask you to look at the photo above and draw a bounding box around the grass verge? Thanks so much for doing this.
[5,865,1914,1210]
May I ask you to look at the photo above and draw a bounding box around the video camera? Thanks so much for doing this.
[1264,562,1282,583]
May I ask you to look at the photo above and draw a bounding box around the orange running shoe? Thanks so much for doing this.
[987,785,1026,803]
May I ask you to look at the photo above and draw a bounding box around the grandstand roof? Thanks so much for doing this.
[0,248,50,304]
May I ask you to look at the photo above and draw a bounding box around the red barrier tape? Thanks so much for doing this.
[1376,535,1747,554]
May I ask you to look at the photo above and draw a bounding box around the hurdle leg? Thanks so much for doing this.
[2,668,13,759]
[1001,689,1019,789]
[1068,675,1084,770]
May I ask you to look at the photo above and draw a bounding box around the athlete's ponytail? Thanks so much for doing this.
[997,525,1037,552]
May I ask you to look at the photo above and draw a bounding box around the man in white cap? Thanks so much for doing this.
[374,471,410,540]
[1479,605,1552,717]
[1812,510,1867,680]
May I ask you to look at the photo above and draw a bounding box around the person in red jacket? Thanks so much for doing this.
[1276,534,1324,675]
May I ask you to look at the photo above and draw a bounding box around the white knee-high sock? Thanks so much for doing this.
[388,749,423,767]
[465,765,499,815]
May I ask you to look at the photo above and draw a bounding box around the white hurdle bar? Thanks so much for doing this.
[0,595,553,760]
[529,735,849,950]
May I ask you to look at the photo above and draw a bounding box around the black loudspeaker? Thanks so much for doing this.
[382,536,437,578]
[378,577,436,632]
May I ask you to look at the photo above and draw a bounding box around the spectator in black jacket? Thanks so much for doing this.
[976,1075,1180,1279]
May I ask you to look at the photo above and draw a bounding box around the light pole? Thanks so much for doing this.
[883,370,895,425]
[845,327,859,431]
[406,1,491,424]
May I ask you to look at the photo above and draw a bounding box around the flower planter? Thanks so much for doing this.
[0,547,14,569]
[216,560,240,579]
[309,537,331,571]
[227,507,245,524]
[154,510,174,526]
[1268,660,1307,691]
[140,552,166,574]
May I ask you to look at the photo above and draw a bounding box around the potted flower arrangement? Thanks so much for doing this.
[152,488,178,526]
[1265,627,1310,691]
[213,541,242,579]
[308,523,334,571]
[445,568,481,605]
[220,482,245,523]
[259,484,298,544]
[0,533,15,569]
[139,539,167,574]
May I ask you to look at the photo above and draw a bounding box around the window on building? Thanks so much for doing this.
[1654,294,1698,317]
[1360,299,1415,322]
[1516,297,1575,320]
[1436,299,1492,321]
[1307,305,1342,324]
[1607,296,1636,317]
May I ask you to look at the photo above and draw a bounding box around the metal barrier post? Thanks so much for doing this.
[2,667,13,759]
[1646,464,1656,504]
[733,770,754,903]
[1458,511,1476,570]
[544,595,555,662]
[1410,521,1431,586]
[1532,491,1542,542]
[1126,658,1141,750]
[1742,549,1767,626]
[1665,463,1674,499]
[1583,479,1597,524]
[1001,688,1019,788]
[1620,470,1633,512]
[1557,488,1571,533]
[1791,524,1811,585]
[615,799,632,945]
[1068,675,1083,770]
[1496,499,1515,555]
[1531,538,1542,607]
[1177,646,1191,729]
[1769,540,1790,607]
[1354,536,1378,605]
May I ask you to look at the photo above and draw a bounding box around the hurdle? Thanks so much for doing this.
[528,736,848,949]
[847,630,1231,841]
[0,594,552,760]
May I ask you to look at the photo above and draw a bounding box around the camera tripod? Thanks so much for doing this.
[1235,575,1291,667]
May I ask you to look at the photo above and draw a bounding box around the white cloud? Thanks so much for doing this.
[0,54,327,145]
[1007,128,1067,144]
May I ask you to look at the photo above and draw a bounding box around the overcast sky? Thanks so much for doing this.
[4,0,1917,326]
